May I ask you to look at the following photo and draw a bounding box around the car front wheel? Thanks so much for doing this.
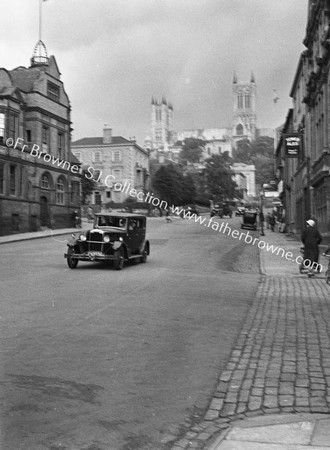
[114,247,124,270]
[67,247,78,269]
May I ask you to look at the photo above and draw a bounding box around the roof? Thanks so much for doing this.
[9,66,42,92]
[68,151,81,165]
[72,136,131,146]
[94,212,147,218]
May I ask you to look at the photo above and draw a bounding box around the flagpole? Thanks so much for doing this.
[39,0,42,42]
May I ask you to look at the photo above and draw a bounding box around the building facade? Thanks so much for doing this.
[0,42,80,235]
[276,0,330,237]
[231,163,256,197]
[72,126,150,205]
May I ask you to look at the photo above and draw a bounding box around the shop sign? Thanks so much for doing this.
[284,133,301,158]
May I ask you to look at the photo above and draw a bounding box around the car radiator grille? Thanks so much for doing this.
[88,242,103,251]
[88,231,103,251]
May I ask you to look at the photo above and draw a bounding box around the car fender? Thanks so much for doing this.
[140,239,150,255]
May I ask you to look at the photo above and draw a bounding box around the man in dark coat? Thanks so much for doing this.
[301,219,322,276]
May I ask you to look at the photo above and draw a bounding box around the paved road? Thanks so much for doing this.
[0,216,260,450]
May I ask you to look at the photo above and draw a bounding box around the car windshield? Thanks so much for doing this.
[96,216,127,228]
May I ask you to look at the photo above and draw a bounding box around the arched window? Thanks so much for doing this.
[56,177,65,204]
[236,124,244,136]
[41,173,51,189]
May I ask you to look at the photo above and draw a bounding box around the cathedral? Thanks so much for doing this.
[146,72,272,162]
[146,72,274,198]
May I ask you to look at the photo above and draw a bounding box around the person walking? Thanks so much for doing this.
[301,219,322,277]
[259,210,265,236]
[269,213,276,232]
[165,208,172,223]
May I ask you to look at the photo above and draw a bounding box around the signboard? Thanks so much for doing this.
[284,133,301,158]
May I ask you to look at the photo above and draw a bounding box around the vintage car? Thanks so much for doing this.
[64,212,150,270]
[241,210,258,230]
[235,206,246,216]
[210,202,233,218]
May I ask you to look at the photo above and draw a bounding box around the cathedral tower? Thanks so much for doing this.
[150,97,173,150]
[232,71,257,145]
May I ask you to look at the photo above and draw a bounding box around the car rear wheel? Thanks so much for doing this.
[140,245,148,263]
[114,247,124,270]
[67,247,78,269]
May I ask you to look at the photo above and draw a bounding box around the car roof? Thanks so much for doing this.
[94,212,146,219]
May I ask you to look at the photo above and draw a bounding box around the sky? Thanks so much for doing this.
[1,0,308,145]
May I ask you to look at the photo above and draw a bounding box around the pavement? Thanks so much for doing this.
[170,228,330,450]
[2,223,330,449]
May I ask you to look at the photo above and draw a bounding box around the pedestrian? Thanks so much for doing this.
[269,213,276,232]
[165,208,172,223]
[266,212,271,229]
[301,219,322,277]
[259,210,265,236]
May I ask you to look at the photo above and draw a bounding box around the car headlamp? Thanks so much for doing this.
[79,234,87,241]
[103,235,110,243]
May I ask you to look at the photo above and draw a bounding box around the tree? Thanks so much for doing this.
[204,154,237,200]
[180,138,204,165]
[81,168,97,204]
[233,136,275,187]
[152,163,196,206]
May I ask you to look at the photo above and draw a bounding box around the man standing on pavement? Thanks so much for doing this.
[301,219,322,277]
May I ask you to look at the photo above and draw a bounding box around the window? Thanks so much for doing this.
[94,191,101,204]
[106,191,111,199]
[0,162,4,194]
[245,93,251,108]
[75,152,82,161]
[41,173,50,189]
[47,81,60,102]
[19,166,24,197]
[9,165,16,195]
[113,150,121,162]
[42,126,49,152]
[57,132,64,158]
[94,151,102,163]
[0,113,5,143]
[56,177,65,204]
[113,169,121,178]
[26,129,31,143]
[236,124,244,136]
[9,114,18,139]
[237,93,243,109]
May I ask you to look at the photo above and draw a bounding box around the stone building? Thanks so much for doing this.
[276,0,330,236]
[71,126,150,205]
[0,41,80,235]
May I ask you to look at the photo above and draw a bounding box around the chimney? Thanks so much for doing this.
[103,124,112,144]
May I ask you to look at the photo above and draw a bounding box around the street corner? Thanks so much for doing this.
[205,413,330,450]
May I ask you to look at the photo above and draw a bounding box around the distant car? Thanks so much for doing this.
[236,206,246,216]
[64,212,150,270]
[180,205,200,218]
[241,210,258,230]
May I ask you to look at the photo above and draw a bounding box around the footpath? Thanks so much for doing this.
[170,230,330,450]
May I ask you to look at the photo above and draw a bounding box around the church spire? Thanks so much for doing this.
[233,71,238,84]
[251,71,255,83]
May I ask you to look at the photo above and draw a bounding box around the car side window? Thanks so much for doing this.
[128,219,136,231]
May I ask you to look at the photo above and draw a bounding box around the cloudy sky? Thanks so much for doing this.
[2,0,308,144]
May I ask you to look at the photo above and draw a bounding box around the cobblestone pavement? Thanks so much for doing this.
[169,233,330,450]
